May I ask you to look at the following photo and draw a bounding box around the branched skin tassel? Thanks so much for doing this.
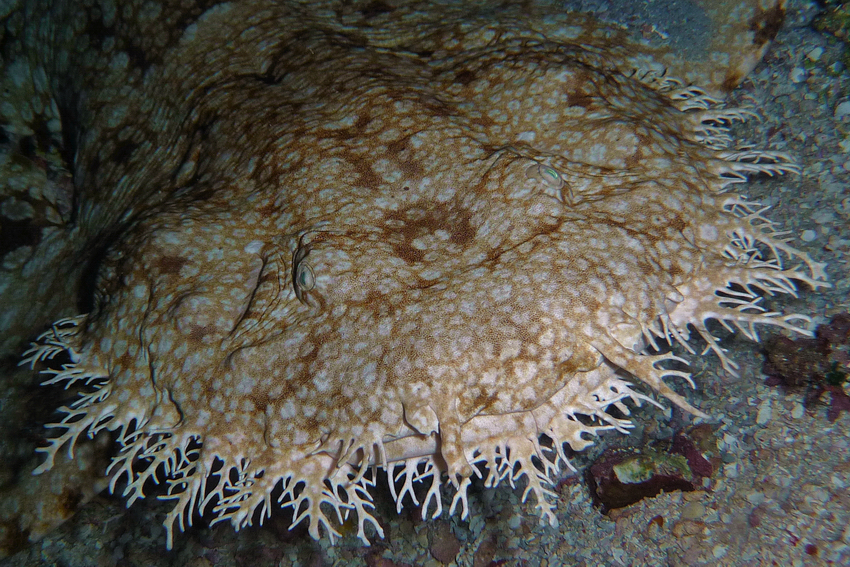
[18,0,827,550]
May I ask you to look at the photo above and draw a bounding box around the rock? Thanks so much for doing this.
[756,398,773,425]
[429,521,461,565]
[587,427,716,512]
[762,313,850,422]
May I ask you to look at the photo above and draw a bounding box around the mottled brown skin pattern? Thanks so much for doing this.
[9,0,827,550]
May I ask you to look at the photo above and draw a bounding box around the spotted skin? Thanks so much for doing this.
[3,0,826,551]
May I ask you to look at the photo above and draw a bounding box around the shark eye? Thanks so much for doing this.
[295,261,315,291]
[292,241,315,303]
[526,163,564,189]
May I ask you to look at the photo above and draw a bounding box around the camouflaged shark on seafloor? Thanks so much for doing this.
[0,0,828,554]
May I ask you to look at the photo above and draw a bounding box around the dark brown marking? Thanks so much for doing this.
[0,519,30,556]
[360,0,395,19]
[750,4,786,47]
[453,70,477,85]
[721,70,745,93]
[189,325,214,343]
[349,155,383,190]
[257,201,280,218]
[124,43,153,72]
[390,240,424,264]
[383,202,477,264]
[354,114,372,133]
[566,88,594,109]
[111,140,139,165]
[117,352,135,368]
[386,137,408,155]
[0,218,42,258]
[154,255,188,275]
[57,487,84,517]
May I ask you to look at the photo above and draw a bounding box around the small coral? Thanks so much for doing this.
[586,426,716,512]
[762,313,850,421]
[813,1,850,41]
[812,1,850,72]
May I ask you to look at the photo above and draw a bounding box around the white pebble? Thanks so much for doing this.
[713,544,728,558]
[790,67,807,83]
[746,491,766,505]
[835,101,850,119]
[612,548,628,565]
[756,399,772,425]
[807,47,823,62]
[801,229,817,242]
